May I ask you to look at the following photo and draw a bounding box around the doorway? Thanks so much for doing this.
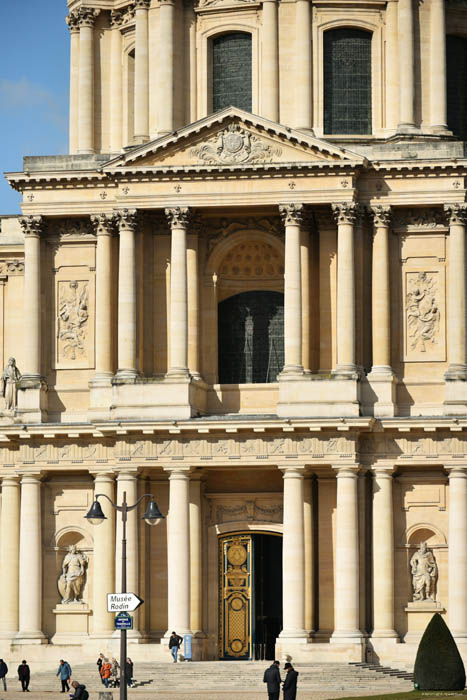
[219,532,283,660]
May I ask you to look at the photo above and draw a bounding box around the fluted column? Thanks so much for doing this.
[16,473,46,643]
[332,465,362,641]
[187,232,200,378]
[116,209,139,380]
[397,0,415,130]
[91,472,116,638]
[301,226,311,372]
[66,12,80,154]
[165,467,191,636]
[190,475,203,634]
[430,0,448,132]
[166,208,190,378]
[134,0,150,143]
[448,467,467,638]
[279,204,304,376]
[19,216,43,383]
[91,214,115,383]
[0,476,20,639]
[295,0,312,131]
[78,8,100,153]
[372,467,398,638]
[110,11,124,152]
[261,0,279,122]
[369,206,393,373]
[332,203,357,375]
[115,470,141,637]
[279,466,307,639]
[444,204,467,380]
[158,0,175,134]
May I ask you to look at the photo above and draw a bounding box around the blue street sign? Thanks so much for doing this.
[114,612,133,630]
[184,633,192,660]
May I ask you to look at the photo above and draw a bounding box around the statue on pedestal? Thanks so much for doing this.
[58,544,88,603]
[0,357,21,410]
[410,541,438,602]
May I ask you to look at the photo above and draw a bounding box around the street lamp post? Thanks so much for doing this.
[85,491,164,700]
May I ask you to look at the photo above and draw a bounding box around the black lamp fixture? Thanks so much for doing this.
[85,498,106,525]
[141,498,164,526]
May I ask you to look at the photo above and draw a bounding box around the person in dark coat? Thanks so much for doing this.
[0,659,8,691]
[263,660,281,700]
[126,658,134,687]
[17,660,30,692]
[70,680,88,700]
[282,662,299,700]
[97,653,104,683]
[168,631,183,662]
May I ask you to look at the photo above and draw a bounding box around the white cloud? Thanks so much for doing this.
[0,78,67,132]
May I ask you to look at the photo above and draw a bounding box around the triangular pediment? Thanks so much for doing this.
[104,107,366,172]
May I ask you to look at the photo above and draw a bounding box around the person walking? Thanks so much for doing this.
[282,663,299,700]
[70,680,89,700]
[56,659,72,693]
[96,653,104,683]
[169,631,183,663]
[263,660,281,700]
[0,659,8,691]
[126,658,134,688]
[100,658,111,688]
[111,658,120,687]
[17,661,30,692]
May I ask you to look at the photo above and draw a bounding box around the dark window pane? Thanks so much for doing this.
[324,28,372,135]
[212,33,252,112]
[218,291,284,384]
[447,35,467,140]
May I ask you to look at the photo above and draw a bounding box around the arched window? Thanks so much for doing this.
[212,32,252,112]
[447,35,467,140]
[218,291,284,384]
[324,28,372,135]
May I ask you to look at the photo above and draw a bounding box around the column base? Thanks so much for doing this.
[445,364,467,381]
[132,134,149,145]
[362,368,397,417]
[89,372,114,388]
[113,369,140,384]
[88,374,113,421]
[17,376,48,423]
[278,365,305,381]
[444,375,467,414]
[277,375,360,417]
[331,630,364,643]
[165,368,191,381]
[331,364,361,379]
[396,124,419,134]
[13,631,48,645]
[371,630,400,639]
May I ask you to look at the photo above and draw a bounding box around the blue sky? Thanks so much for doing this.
[0,0,70,214]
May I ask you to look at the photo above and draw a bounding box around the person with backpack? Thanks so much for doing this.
[56,659,72,693]
[0,659,8,691]
[69,680,88,700]
[168,631,183,663]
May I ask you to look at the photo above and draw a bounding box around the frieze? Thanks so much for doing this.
[0,260,24,275]
[392,208,446,230]
[49,219,95,240]
[191,124,281,165]
[212,498,283,525]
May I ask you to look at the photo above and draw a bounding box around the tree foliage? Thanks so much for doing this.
[414,613,466,690]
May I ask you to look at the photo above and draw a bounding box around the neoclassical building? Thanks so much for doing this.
[1,0,467,668]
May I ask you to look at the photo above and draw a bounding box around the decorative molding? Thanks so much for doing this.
[75,7,100,28]
[116,209,138,233]
[52,219,95,240]
[0,260,24,275]
[392,208,446,229]
[90,213,116,236]
[195,0,257,9]
[134,0,151,7]
[110,9,124,28]
[406,271,440,354]
[218,240,284,280]
[65,11,80,33]
[331,202,358,225]
[19,215,43,238]
[279,203,304,226]
[191,124,281,165]
[369,205,392,228]
[57,281,90,362]
[212,498,283,525]
[444,203,467,226]
[205,217,283,257]
[165,207,192,229]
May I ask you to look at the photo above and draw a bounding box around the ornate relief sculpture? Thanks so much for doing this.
[191,124,281,165]
[1,358,21,411]
[58,281,89,361]
[279,203,304,226]
[58,545,88,604]
[410,542,438,602]
[406,272,440,352]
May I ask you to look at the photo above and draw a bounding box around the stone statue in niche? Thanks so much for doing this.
[58,544,88,603]
[0,357,21,410]
[406,272,440,353]
[57,281,89,360]
[410,541,438,602]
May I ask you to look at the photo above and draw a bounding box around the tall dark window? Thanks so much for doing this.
[218,291,284,384]
[212,33,252,112]
[324,28,372,135]
[447,35,467,140]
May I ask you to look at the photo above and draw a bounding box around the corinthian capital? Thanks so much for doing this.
[369,205,392,228]
[165,207,192,229]
[110,9,124,28]
[332,202,358,225]
[279,203,304,226]
[116,209,138,232]
[76,7,100,28]
[19,216,43,238]
[91,213,116,236]
[65,11,80,33]
[444,203,467,226]
[134,0,151,8]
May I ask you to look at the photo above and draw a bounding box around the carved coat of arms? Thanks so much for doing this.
[191,124,281,165]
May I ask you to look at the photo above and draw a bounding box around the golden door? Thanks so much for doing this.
[218,534,252,659]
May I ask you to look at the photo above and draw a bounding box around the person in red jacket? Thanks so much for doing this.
[100,659,111,688]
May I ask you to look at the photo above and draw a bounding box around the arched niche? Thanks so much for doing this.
[403,523,447,548]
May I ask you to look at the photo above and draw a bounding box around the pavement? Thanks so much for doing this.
[0,692,401,700]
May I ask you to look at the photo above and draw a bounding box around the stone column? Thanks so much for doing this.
[303,477,314,633]
[77,8,99,153]
[91,214,115,383]
[190,475,203,635]
[397,0,415,130]
[372,467,398,638]
[110,11,124,152]
[166,208,191,378]
[279,466,307,639]
[385,1,398,131]
[430,0,448,132]
[295,0,312,131]
[158,0,175,134]
[301,226,311,373]
[134,0,150,143]
[16,473,46,643]
[66,11,80,154]
[444,204,467,380]
[19,216,43,382]
[332,465,362,641]
[261,0,279,122]
[116,209,139,380]
[165,467,191,636]
[332,203,357,375]
[279,204,304,376]
[448,467,467,638]
[0,476,20,639]
[187,232,200,378]
[116,470,141,637]
[91,472,116,638]
[369,206,392,373]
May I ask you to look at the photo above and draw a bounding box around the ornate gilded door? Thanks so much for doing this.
[219,534,252,659]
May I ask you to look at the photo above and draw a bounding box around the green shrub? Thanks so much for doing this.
[414,613,466,690]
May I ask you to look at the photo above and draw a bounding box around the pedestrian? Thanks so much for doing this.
[17,660,30,692]
[0,659,8,691]
[282,662,299,700]
[96,653,104,683]
[57,659,72,693]
[126,658,134,688]
[111,658,120,687]
[169,631,183,663]
[263,660,281,700]
[100,658,111,688]
[69,680,89,700]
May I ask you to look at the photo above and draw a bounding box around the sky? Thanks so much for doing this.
[0,0,70,214]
